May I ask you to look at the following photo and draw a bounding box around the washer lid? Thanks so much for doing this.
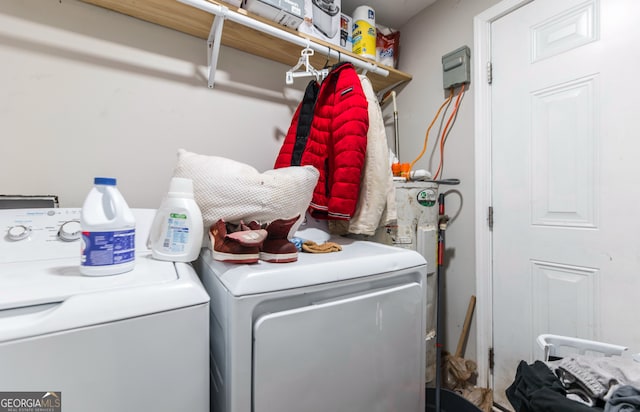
[0,253,209,342]
[199,239,426,296]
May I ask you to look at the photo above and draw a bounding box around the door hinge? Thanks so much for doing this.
[489,347,495,372]
[488,206,494,230]
[487,61,493,85]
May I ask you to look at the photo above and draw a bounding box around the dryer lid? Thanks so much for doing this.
[0,207,196,312]
[0,254,178,311]
[0,207,209,343]
[0,255,209,342]
[199,239,426,296]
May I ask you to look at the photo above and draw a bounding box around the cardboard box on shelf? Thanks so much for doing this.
[220,0,242,7]
[243,0,305,29]
[339,13,352,52]
[297,0,341,48]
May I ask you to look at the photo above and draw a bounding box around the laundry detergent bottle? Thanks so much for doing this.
[80,177,136,276]
[148,177,203,262]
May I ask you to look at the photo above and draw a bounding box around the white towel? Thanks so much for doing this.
[548,354,640,402]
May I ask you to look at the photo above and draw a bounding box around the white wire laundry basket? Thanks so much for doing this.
[536,334,628,362]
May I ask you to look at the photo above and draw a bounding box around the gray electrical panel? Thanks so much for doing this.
[442,46,471,90]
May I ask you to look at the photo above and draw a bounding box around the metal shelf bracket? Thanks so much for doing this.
[207,5,228,88]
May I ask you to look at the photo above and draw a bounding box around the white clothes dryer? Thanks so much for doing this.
[0,208,210,412]
[196,225,427,412]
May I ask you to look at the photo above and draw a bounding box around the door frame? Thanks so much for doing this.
[472,0,533,388]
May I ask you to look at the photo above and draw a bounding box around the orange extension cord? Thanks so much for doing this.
[409,89,454,171]
[433,83,466,180]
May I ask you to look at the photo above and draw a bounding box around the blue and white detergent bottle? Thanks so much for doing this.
[80,177,136,276]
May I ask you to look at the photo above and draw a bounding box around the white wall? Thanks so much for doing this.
[0,0,304,209]
[395,0,501,364]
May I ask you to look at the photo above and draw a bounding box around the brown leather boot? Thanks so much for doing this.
[209,219,267,264]
[248,216,300,263]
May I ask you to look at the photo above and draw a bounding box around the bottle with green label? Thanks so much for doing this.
[148,177,203,262]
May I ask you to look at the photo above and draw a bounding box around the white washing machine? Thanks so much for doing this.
[195,224,427,412]
[0,208,210,412]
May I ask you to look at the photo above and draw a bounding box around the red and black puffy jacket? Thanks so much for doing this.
[274,62,368,220]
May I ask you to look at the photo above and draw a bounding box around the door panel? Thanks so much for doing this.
[252,283,425,412]
[530,75,598,227]
[491,0,640,408]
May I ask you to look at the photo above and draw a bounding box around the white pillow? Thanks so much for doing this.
[173,149,319,236]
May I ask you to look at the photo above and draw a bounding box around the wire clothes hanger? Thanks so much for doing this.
[285,41,329,85]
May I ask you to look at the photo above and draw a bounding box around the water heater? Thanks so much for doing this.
[371,181,440,384]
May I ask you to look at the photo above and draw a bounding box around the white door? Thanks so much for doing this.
[491,0,640,408]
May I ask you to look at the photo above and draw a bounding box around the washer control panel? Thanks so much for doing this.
[0,208,82,263]
[1,208,156,264]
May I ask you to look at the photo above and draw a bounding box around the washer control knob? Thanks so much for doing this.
[7,225,31,241]
[58,220,82,242]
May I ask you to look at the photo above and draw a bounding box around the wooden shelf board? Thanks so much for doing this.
[79,0,412,92]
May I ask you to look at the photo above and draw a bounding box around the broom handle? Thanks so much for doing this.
[455,295,476,358]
